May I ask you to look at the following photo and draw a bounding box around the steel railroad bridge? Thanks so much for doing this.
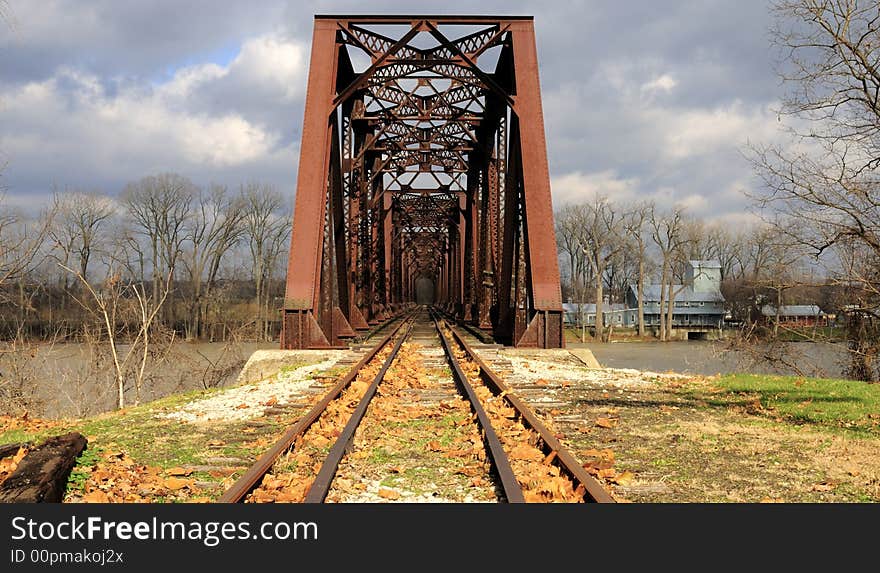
[281,15,564,349]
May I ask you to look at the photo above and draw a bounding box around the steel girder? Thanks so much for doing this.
[281,15,563,349]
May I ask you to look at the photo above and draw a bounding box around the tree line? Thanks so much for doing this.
[0,174,291,345]
[555,199,839,340]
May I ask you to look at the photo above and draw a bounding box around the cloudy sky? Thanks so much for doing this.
[0,1,784,222]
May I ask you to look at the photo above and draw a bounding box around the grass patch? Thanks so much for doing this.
[696,373,880,436]
[0,382,307,501]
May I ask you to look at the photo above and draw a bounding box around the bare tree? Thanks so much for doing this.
[706,225,746,281]
[555,203,593,339]
[0,194,53,305]
[61,246,173,409]
[649,205,687,341]
[623,201,651,337]
[122,173,195,322]
[181,184,246,340]
[749,0,880,380]
[577,195,623,342]
[242,183,291,341]
[49,190,115,285]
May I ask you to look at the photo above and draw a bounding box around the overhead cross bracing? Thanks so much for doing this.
[281,15,564,349]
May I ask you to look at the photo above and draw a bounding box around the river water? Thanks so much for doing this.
[578,340,851,378]
[0,341,277,418]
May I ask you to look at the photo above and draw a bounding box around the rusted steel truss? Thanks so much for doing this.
[282,15,563,348]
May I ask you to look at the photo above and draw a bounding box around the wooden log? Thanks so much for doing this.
[0,432,87,503]
[0,443,30,460]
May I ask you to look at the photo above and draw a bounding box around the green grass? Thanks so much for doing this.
[702,373,880,436]
[0,383,294,501]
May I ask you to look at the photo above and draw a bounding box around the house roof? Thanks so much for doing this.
[631,284,725,303]
[761,304,824,317]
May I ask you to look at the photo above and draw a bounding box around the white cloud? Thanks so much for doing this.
[0,33,307,194]
[659,100,778,160]
[640,73,677,96]
[551,170,641,205]
[228,35,306,102]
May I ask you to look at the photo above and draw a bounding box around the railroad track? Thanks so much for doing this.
[219,307,613,503]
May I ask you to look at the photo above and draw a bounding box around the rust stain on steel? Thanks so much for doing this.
[282,15,564,348]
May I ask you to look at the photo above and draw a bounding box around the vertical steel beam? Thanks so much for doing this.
[509,20,564,347]
[282,20,339,348]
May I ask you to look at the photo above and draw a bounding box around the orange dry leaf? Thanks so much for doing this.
[165,467,192,477]
[164,477,190,491]
[81,490,110,503]
[811,482,835,492]
[595,417,617,429]
[509,445,544,462]
[378,487,401,500]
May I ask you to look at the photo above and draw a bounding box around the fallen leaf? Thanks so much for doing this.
[598,468,616,479]
[509,445,544,462]
[81,490,110,503]
[612,471,635,486]
[164,477,190,491]
[595,417,617,429]
[811,482,835,492]
[378,487,400,500]
[165,467,192,477]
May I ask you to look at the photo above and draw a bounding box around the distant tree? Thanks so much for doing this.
[622,201,651,337]
[242,183,291,341]
[181,184,245,339]
[122,173,195,323]
[750,0,880,379]
[49,190,115,285]
[649,205,687,341]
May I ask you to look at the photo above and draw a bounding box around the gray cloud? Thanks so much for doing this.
[0,0,787,221]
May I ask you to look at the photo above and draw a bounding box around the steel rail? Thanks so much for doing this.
[304,319,414,503]
[447,324,615,503]
[431,311,525,503]
[218,316,411,503]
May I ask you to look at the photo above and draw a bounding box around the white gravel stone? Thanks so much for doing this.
[503,355,690,388]
[161,357,341,424]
